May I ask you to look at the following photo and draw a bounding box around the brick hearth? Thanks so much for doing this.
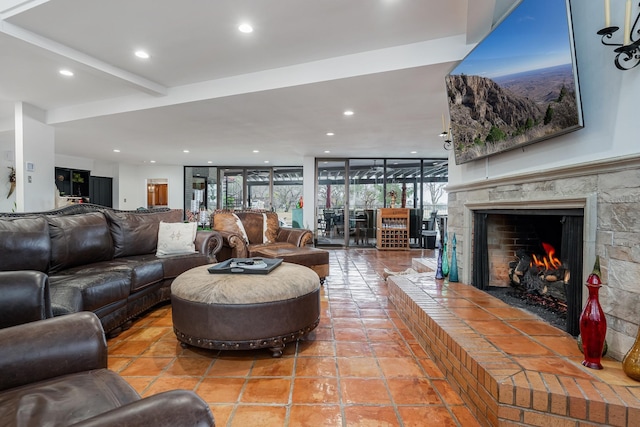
[387,258,640,426]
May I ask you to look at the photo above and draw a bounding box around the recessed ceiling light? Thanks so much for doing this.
[238,23,253,33]
[343,110,354,116]
[264,160,269,164]
[59,69,74,77]
[326,132,334,136]
[207,161,213,164]
[113,149,120,153]
[134,50,150,59]
[324,150,331,153]
[183,150,190,153]
[150,160,156,163]
[253,150,259,153]
[410,151,417,154]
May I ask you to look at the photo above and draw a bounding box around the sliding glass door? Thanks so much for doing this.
[272,167,303,228]
[221,169,244,210]
[347,159,383,247]
[316,160,347,246]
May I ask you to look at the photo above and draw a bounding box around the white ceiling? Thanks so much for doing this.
[0,0,518,167]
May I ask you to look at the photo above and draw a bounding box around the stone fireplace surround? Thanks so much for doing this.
[446,155,640,362]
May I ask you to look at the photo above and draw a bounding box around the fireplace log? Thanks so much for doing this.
[509,249,569,298]
[522,269,548,295]
[514,251,531,277]
[511,273,520,285]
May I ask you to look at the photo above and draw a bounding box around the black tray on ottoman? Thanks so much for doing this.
[208,257,283,274]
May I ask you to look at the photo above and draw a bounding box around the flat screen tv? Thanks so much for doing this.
[445,0,583,165]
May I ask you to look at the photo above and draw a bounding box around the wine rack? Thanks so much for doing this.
[376,208,409,250]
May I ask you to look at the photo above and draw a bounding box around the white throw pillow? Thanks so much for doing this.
[156,221,197,256]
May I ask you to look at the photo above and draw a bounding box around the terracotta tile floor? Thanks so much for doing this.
[388,258,640,426]
[107,248,480,426]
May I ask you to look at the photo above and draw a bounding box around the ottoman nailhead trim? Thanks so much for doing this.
[173,318,320,357]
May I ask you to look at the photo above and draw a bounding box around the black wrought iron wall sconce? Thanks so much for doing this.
[598,0,640,70]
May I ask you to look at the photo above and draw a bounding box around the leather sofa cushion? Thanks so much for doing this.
[124,253,208,280]
[128,260,164,292]
[48,212,113,273]
[105,210,183,257]
[0,216,50,272]
[49,270,130,312]
[59,257,164,294]
[248,241,297,256]
[0,369,140,427]
[48,283,83,316]
[161,254,208,278]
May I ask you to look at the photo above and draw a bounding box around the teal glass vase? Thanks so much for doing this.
[449,233,459,282]
[442,232,449,276]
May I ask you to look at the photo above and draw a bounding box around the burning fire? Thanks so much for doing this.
[531,242,562,271]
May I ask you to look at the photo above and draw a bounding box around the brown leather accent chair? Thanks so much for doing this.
[0,312,214,427]
[212,209,313,261]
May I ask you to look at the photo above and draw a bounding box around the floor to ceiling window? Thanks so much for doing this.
[316,160,348,246]
[246,169,271,210]
[184,166,303,227]
[221,169,244,210]
[315,158,448,248]
[184,160,447,244]
[184,167,217,218]
[272,167,303,228]
[347,159,384,247]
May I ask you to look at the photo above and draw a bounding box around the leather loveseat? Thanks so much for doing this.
[0,204,222,335]
[211,209,313,261]
[0,311,214,427]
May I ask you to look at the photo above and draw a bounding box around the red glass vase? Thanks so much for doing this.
[579,283,607,369]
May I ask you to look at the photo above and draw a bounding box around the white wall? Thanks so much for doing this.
[0,133,15,212]
[92,160,118,178]
[54,154,118,178]
[15,103,55,212]
[448,1,639,185]
[115,164,183,210]
[55,154,94,172]
[52,155,181,211]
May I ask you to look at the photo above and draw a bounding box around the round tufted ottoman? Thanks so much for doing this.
[171,262,320,357]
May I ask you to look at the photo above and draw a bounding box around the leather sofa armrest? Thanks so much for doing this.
[276,227,313,247]
[0,312,107,392]
[195,230,224,262]
[70,390,215,427]
[215,229,249,258]
[0,271,53,329]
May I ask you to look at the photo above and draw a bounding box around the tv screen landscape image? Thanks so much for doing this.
[446,0,583,165]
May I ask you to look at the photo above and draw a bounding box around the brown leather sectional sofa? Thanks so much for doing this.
[0,204,222,335]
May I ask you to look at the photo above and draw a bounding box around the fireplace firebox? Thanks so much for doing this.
[472,209,584,336]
